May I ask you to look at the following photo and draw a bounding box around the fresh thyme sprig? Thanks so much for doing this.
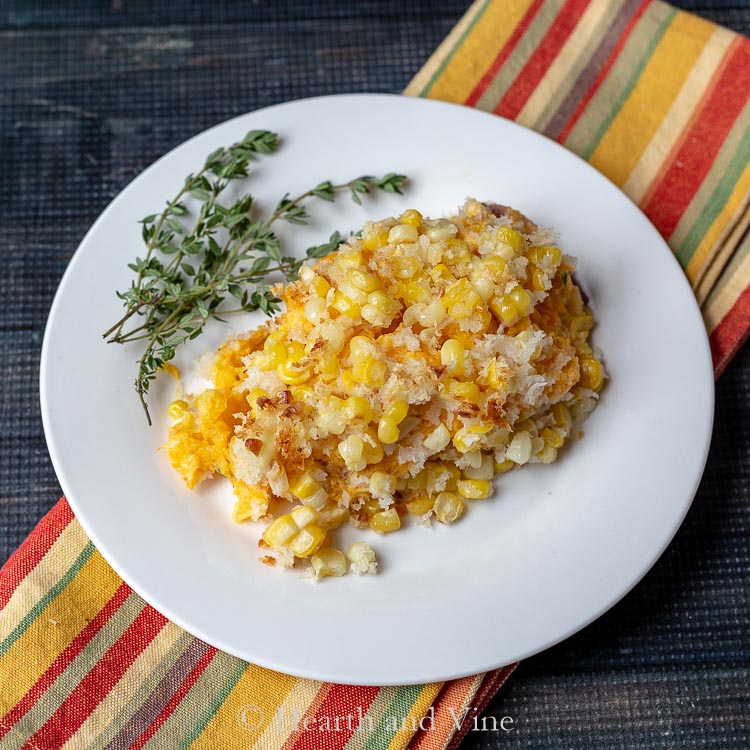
[103,129,407,424]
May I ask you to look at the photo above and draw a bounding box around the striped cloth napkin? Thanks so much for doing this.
[1,0,748,747]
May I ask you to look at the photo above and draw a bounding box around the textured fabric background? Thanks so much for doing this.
[0,1,747,748]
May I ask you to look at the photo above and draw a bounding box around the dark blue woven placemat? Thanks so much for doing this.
[0,2,747,748]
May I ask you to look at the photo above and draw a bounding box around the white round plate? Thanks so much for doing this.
[41,94,714,685]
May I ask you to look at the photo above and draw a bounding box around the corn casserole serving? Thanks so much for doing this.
[166,199,605,579]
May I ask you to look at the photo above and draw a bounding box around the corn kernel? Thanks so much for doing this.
[304,296,327,324]
[347,541,378,575]
[542,427,565,449]
[319,505,349,530]
[506,431,532,464]
[347,267,381,292]
[261,342,287,370]
[246,387,269,417]
[552,403,573,429]
[388,224,419,244]
[394,255,420,279]
[494,459,515,473]
[385,400,409,425]
[277,361,311,385]
[453,424,491,453]
[580,357,604,391]
[462,453,494,480]
[434,492,464,524]
[369,507,401,534]
[298,265,315,284]
[367,290,401,316]
[168,400,188,420]
[289,474,321,500]
[361,430,384,464]
[495,226,524,257]
[345,395,374,421]
[489,297,519,325]
[417,299,446,327]
[424,423,451,452]
[440,339,465,375]
[426,218,457,242]
[400,209,423,227]
[457,479,492,499]
[443,239,471,263]
[311,547,347,578]
[362,230,389,250]
[331,291,361,319]
[402,280,430,304]
[531,266,547,291]
[529,245,562,265]
[482,255,507,277]
[406,492,435,515]
[445,380,482,404]
[338,435,366,471]
[378,416,400,444]
[510,286,532,315]
[352,358,387,387]
[289,525,326,557]
[263,515,299,547]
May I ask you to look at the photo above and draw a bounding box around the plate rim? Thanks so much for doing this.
[39,93,715,685]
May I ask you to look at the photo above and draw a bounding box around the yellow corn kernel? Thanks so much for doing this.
[385,400,409,425]
[277,361,311,385]
[347,541,378,575]
[453,423,492,453]
[290,385,314,405]
[289,525,326,558]
[312,275,331,297]
[265,329,287,347]
[552,403,573,429]
[331,291,361,319]
[347,267,381,292]
[352,358,387,387]
[506,431,532,464]
[393,255,420,279]
[338,434,366,471]
[482,255,507,277]
[336,249,363,268]
[348,335,372,358]
[263,515,299,547]
[285,341,306,363]
[311,547,347,578]
[361,430,384,464]
[298,265,315,284]
[388,223,419,244]
[530,266,547,291]
[406,492,435,515]
[345,395,374,421]
[542,427,565,449]
[440,339,465,375]
[261,341,287,370]
[580,357,604,391]
[424,423,451,452]
[443,239,471,263]
[378,417,400,444]
[319,505,349,530]
[434,492,464,524]
[445,380,482,405]
[400,209,423,227]
[495,226,524,255]
[304,296,327,324]
[318,354,339,381]
[369,507,401,534]
[489,297,519,325]
[538,444,558,464]
[443,277,480,308]
[427,463,460,492]
[510,286,532,316]
[486,358,502,389]
[364,497,383,515]
[425,218,456,242]
[463,453,494,480]
[471,277,495,302]
[417,299,446,327]
[457,479,492,499]
[402,280,430,304]
[246,387,268,416]
[514,417,538,436]
[528,245,562,265]
[367,290,401,316]
[431,263,456,284]
[289,473,322,500]
[494,458,515,473]
[168,399,188,420]
[362,230,389,251]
